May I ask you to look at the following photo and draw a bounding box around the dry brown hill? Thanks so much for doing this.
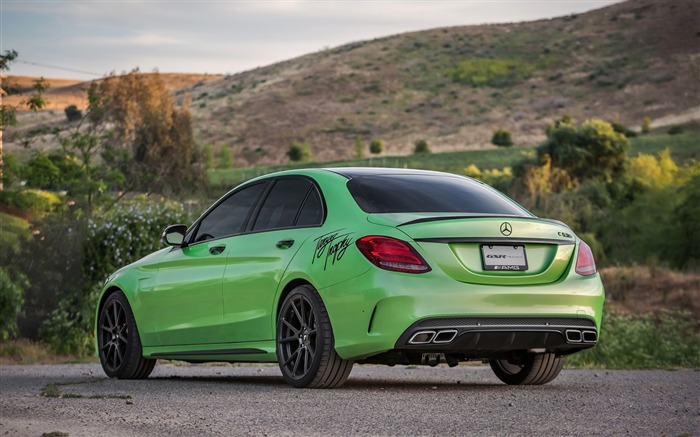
[1,73,222,110]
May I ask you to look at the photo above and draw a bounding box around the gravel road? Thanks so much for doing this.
[1,363,698,436]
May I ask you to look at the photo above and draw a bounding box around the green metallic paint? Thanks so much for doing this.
[95,168,604,366]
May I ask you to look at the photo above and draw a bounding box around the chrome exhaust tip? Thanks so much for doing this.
[582,331,598,343]
[433,330,458,344]
[408,330,436,344]
[565,330,583,343]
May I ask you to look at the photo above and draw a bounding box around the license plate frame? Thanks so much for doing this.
[481,245,528,271]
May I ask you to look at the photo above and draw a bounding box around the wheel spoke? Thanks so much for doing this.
[281,318,299,335]
[282,347,300,367]
[112,303,118,330]
[291,300,303,326]
[303,349,311,374]
[100,324,111,333]
[291,349,301,376]
[278,335,297,343]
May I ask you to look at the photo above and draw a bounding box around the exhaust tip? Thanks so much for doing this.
[582,331,598,343]
[408,331,436,344]
[565,330,583,343]
[433,330,458,344]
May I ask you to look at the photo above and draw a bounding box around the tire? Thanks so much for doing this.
[489,352,564,385]
[97,291,156,379]
[276,285,353,388]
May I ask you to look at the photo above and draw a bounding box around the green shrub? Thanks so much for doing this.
[491,128,513,147]
[452,59,533,88]
[41,199,191,356]
[641,117,651,135]
[83,199,191,289]
[0,189,63,217]
[413,139,431,154]
[287,142,313,163]
[566,310,700,369]
[64,105,82,122]
[611,121,637,138]
[218,145,233,169]
[668,125,684,135]
[24,151,61,189]
[369,139,384,155]
[0,268,27,341]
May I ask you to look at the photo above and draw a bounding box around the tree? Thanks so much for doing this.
[201,144,214,170]
[491,129,513,147]
[369,139,384,155]
[1,50,49,190]
[354,136,364,159]
[537,118,629,182]
[414,139,431,154]
[287,142,312,162]
[218,145,233,168]
[97,69,207,195]
[0,50,19,131]
[641,117,652,135]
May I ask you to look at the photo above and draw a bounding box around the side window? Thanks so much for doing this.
[253,179,313,231]
[194,182,265,242]
[296,187,323,227]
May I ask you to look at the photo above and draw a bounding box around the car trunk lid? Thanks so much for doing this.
[369,214,576,285]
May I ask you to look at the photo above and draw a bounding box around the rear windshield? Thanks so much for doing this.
[346,174,529,215]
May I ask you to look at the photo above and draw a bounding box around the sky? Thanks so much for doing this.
[2,0,621,80]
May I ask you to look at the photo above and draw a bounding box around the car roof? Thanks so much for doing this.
[324,167,463,180]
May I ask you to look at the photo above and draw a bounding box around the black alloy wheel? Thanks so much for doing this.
[276,285,353,388]
[97,291,155,379]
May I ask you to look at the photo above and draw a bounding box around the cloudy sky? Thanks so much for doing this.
[3,0,620,80]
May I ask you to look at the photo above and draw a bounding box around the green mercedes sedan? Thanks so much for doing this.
[96,168,604,388]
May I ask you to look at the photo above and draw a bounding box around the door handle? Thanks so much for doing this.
[209,245,226,255]
[276,239,295,249]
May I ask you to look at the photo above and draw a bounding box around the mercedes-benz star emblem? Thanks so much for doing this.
[500,222,512,236]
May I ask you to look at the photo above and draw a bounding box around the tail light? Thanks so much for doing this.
[575,241,597,276]
[356,236,431,274]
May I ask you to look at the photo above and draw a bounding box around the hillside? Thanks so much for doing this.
[3,0,699,164]
[185,0,699,165]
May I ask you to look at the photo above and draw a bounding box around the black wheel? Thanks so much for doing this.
[97,291,155,379]
[276,285,353,388]
[489,352,563,385]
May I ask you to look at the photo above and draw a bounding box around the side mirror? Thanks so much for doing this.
[162,224,188,247]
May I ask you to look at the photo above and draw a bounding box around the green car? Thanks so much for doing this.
[96,168,604,388]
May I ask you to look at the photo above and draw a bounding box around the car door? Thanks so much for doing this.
[220,177,325,343]
[147,181,268,346]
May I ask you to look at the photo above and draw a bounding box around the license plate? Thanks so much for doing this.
[481,245,528,271]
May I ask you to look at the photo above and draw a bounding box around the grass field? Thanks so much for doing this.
[208,132,700,189]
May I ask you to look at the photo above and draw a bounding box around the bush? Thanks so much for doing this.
[64,105,82,122]
[566,310,700,369]
[218,145,233,169]
[611,121,637,138]
[413,139,431,154]
[491,128,513,147]
[641,117,652,135]
[0,268,27,340]
[369,139,384,155]
[537,118,629,182]
[0,189,63,217]
[40,199,191,356]
[24,150,60,189]
[452,59,533,87]
[287,142,313,163]
[668,125,684,135]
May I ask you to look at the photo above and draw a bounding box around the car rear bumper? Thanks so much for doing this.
[320,268,604,361]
